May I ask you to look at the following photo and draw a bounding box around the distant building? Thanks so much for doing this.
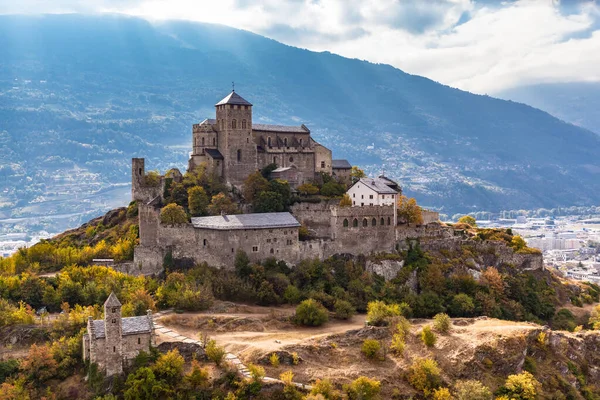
[331,159,352,184]
[83,293,154,376]
[347,177,400,208]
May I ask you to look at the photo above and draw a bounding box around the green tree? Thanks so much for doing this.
[253,191,284,213]
[160,204,188,225]
[124,367,168,400]
[294,299,329,327]
[269,179,291,207]
[321,181,346,197]
[152,349,184,385]
[234,250,251,279]
[188,186,209,217]
[208,193,238,215]
[334,299,356,320]
[458,215,477,227]
[397,195,424,225]
[450,294,475,317]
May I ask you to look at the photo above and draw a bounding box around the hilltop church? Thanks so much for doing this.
[187,90,351,187]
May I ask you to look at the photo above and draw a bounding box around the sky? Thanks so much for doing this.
[1,0,599,94]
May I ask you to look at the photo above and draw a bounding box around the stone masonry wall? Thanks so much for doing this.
[290,200,338,238]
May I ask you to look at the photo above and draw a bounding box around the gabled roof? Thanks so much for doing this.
[104,292,122,308]
[351,177,399,195]
[91,316,152,339]
[332,159,352,169]
[216,91,252,106]
[205,148,224,160]
[252,124,309,133]
[191,212,301,230]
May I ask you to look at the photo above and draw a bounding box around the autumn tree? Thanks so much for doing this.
[481,267,504,295]
[208,193,238,215]
[500,371,540,400]
[590,304,600,329]
[243,171,269,203]
[339,193,352,207]
[20,344,58,384]
[350,166,366,182]
[297,183,319,196]
[188,186,209,217]
[510,235,527,252]
[458,215,477,227]
[160,204,188,225]
[397,195,423,225]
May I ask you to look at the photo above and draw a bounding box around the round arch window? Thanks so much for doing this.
[289,156,294,162]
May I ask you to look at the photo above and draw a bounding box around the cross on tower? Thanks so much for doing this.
[232,81,235,92]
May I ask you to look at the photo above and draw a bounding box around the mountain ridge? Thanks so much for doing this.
[1,14,600,237]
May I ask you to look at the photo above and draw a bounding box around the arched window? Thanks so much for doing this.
[372,218,377,226]
[363,218,368,227]
[237,149,242,162]
[203,239,207,246]
[273,157,278,164]
[201,137,205,146]
[268,137,272,147]
[353,218,358,227]
[284,138,288,147]
[242,120,247,129]
[138,337,141,344]
[388,217,391,225]
[289,156,294,162]
[343,219,349,227]
[270,248,274,254]
[232,119,237,129]
[213,137,216,145]
[380,218,385,226]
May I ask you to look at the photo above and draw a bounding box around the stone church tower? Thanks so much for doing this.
[103,292,124,376]
[215,91,258,185]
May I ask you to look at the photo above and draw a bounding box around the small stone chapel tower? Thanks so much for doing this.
[104,292,124,376]
[215,90,258,186]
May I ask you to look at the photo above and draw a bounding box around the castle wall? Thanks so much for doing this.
[257,150,315,186]
[138,204,159,247]
[290,200,337,238]
[330,205,397,254]
[132,158,163,204]
[422,210,440,225]
[314,142,332,175]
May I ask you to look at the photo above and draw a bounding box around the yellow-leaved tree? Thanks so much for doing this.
[397,195,423,225]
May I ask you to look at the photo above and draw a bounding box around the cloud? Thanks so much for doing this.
[0,0,599,94]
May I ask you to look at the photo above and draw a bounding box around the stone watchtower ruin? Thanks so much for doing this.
[103,292,124,376]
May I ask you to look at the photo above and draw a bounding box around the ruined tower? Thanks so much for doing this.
[215,91,257,186]
[103,292,124,376]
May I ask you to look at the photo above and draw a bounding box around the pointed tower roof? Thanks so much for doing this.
[215,91,252,106]
[104,292,122,307]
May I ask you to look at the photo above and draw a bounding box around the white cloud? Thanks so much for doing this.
[1,0,599,94]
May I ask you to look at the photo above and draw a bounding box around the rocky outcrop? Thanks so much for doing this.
[366,259,405,280]
[157,341,206,361]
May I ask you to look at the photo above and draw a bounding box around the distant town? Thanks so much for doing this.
[479,216,600,284]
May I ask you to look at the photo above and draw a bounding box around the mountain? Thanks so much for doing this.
[1,14,600,236]
[497,82,600,135]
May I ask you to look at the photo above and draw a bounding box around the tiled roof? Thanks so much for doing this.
[354,177,399,194]
[192,212,300,230]
[215,91,253,106]
[253,124,309,133]
[91,316,152,339]
[205,148,224,160]
[332,159,352,169]
[104,292,121,307]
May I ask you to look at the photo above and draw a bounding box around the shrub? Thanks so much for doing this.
[205,340,226,366]
[421,325,437,347]
[320,182,346,197]
[454,380,492,400]
[280,370,294,385]
[366,301,402,326]
[433,387,452,400]
[269,353,280,368]
[310,378,340,399]
[334,299,356,320]
[292,352,300,365]
[294,299,329,327]
[390,333,406,356]
[345,376,381,400]
[407,358,442,396]
[588,304,600,329]
[297,183,320,196]
[247,363,265,383]
[339,194,352,207]
[450,294,475,317]
[160,203,188,225]
[501,371,540,400]
[433,313,451,333]
[393,316,412,338]
[361,339,381,360]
